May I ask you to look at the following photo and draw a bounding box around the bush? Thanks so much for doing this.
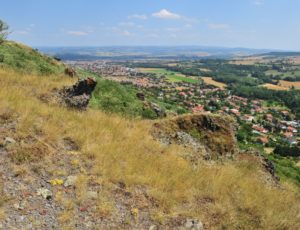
[90,79,144,118]
[141,108,158,119]
[274,145,300,157]
[0,20,9,43]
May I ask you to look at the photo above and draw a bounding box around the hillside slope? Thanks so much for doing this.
[0,41,64,75]
[0,44,300,229]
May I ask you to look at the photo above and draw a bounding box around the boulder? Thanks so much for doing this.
[85,191,98,200]
[64,175,78,187]
[144,102,166,118]
[4,137,16,146]
[64,67,76,77]
[136,92,145,101]
[60,77,97,109]
[37,188,52,200]
[184,219,204,230]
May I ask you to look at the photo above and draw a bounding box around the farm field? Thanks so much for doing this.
[265,69,300,78]
[263,81,300,90]
[138,67,200,83]
[278,80,300,89]
[199,68,211,72]
[166,75,199,83]
[229,57,267,65]
[137,68,166,73]
[262,83,289,91]
[201,77,227,89]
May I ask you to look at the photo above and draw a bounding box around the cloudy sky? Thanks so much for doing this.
[2,0,300,50]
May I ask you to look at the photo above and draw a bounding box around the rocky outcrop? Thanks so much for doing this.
[240,149,280,182]
[152,113,238,159]
[60,77,97,109]
[144,102,166,118]
[64,67,76,77]
[136,92,145,101]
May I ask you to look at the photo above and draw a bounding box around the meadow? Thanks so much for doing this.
[201,77,227,89]
[138,67,200,83]
[1,68,300,228]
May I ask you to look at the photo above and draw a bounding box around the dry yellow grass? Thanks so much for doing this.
[137,68,163,72]
[264,148,274,155]
[1,68,300,228]
[278,80,300,89]
[167,63,178,67]
[262,83,289,91]
[288,57,300,65]
[201,77,227,89]
[199,68,211,72]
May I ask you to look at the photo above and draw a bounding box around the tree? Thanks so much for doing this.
[0,20,9,43]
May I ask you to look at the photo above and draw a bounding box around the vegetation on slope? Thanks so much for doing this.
[90,79,143,117]
[90,79,159,119]
[1,68,300,229]
[0,41,64,75]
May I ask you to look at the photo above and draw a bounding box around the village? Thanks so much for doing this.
[71,61,300,148]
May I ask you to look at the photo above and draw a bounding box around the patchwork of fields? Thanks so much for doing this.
[138,68,200,83]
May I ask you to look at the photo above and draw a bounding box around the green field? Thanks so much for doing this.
[166,75,199,83]
[265,69,300,78]
[138,67,200,83]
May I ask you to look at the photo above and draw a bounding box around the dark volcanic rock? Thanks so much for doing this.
[152,113,238,158]
[60,77,97,109]
[136,92,145,101]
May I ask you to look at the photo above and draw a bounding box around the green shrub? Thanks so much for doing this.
[90,79,144,118]
[141,108,158,119]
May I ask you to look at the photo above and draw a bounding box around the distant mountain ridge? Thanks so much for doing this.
[258,51,300,57]
[38,46,274,61]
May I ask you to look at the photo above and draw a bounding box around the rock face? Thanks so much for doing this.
[64,67,76,77]
[136,92,145,101]
[144,102,166,118]
[60,77,97,109]
[152,113,238,159]
[241,149,280,182]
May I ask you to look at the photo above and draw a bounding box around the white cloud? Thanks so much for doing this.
[128,14,147,20]
[253,0,264,5]
[185,24,193,28]
[121,30,132,36]
[119,22,135,27]
[208,23,230,30]
[14,30,29,35]
[67,31,88,36]
[152,9,181,20]
[110,27,133,36]
[13,24,36,35]
[166,27,181,32]
[148,33,159,38]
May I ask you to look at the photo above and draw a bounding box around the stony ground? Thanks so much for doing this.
[0,117,203,230]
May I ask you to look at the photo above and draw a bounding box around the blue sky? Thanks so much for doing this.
[2,0,300,50]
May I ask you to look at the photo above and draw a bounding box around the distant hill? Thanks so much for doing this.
[259,51,300,57]
[38,46,273,61]
[0,41,64,75]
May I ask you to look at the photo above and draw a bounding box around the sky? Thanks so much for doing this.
[1,0,300,50]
